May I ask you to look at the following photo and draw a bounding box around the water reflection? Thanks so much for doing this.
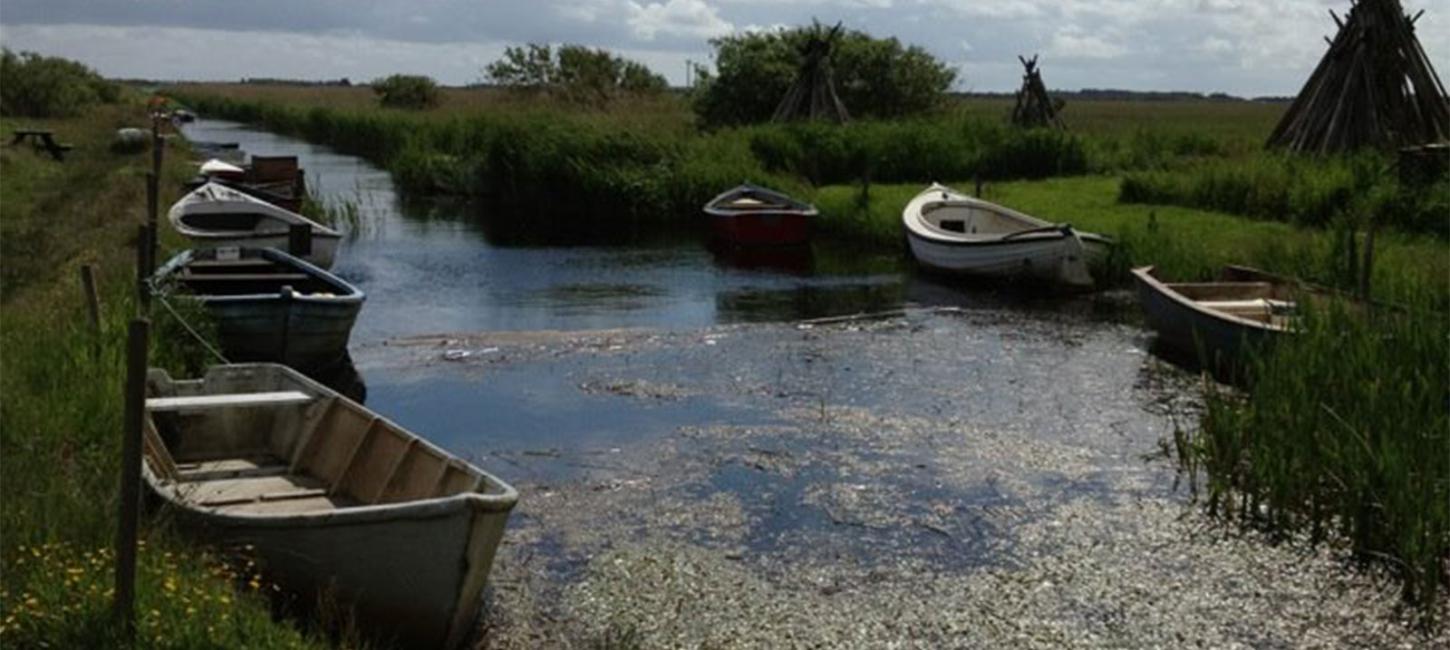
[179,118,934,341]
[706,241,814,276]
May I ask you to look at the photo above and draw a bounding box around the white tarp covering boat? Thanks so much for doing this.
[168,181,341,268]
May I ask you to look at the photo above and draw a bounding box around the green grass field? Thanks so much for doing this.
[0,100,334,649]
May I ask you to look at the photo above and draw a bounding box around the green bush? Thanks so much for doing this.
[371,74,440,110]
[693,26,956,127]
[0,49,120,117]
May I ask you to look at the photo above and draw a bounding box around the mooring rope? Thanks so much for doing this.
[154,291,231,365]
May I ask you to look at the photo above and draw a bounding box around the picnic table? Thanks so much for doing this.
[9,129,73,161]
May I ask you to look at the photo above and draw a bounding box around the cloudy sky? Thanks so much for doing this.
[1,0,1446,96]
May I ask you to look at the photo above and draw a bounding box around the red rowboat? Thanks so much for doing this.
[703,183,816,246]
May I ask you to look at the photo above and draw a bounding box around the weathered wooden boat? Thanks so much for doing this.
[142,363,518,649]
[240,155,307,213]
[703,183,816,246]
[902,183,1111,288]
[151,247,364,374]
[170,181,339,268]
[1132,265,1325,366]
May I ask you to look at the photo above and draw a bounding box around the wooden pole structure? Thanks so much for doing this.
[113,317,149,638]
[148,112,162,266]
[80,264,101,357]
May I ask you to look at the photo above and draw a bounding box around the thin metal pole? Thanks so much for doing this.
[113,317,149,638]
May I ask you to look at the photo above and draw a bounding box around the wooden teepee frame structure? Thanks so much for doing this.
[1267,0,1449,153]
[1011,55,1064,129]
[772,22,850,123]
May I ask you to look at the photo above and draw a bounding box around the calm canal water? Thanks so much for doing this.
[177,118,1156,478]
[180,118,939,342]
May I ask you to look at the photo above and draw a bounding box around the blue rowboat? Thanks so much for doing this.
[152,247,364,373]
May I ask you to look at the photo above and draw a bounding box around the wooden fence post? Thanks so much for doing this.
[80,264,101,356]
[113,317,149,638]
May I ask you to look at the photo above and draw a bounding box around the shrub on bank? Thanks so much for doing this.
[693,26,956,127]
[0,49,120,117]
[371,74,440,110]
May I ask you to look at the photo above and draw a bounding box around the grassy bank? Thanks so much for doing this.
[0,101,329,648]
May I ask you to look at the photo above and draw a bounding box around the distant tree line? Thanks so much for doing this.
[485,44,668,107]
[0,49,120,117]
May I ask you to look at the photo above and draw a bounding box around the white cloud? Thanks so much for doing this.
[1047,26,1128,60]
[627,0,733,41]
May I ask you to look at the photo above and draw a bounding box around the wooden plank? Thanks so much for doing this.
[179,273,309,282]
[187,258,276,269]
[147,391,313,412]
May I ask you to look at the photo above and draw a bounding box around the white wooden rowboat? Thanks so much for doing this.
[901,183,1111,288]
[143,363,518,649]
[169,181,341,268]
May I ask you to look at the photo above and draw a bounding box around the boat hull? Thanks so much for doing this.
[703,184,816,246]
[905,229,1108,287]
[152,490,510,649]
[204,293,362,372]
[708,211,811,246]
[153,248,363,374]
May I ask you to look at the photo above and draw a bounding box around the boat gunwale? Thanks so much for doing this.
[1131,265,1297,333]
[902,182,1111,247]
[703,183,818,218]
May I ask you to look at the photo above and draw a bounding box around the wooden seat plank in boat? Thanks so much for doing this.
[187,258,278,269]
[179,273,312,283]
[147,390,312,412]
[176,456,291,481]
[189,473,348,509]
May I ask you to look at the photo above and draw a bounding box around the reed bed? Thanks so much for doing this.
[166,87,1257,225]
[1121,154,1450,236]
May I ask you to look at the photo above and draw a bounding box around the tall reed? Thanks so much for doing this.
[1182,290,1449,622]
